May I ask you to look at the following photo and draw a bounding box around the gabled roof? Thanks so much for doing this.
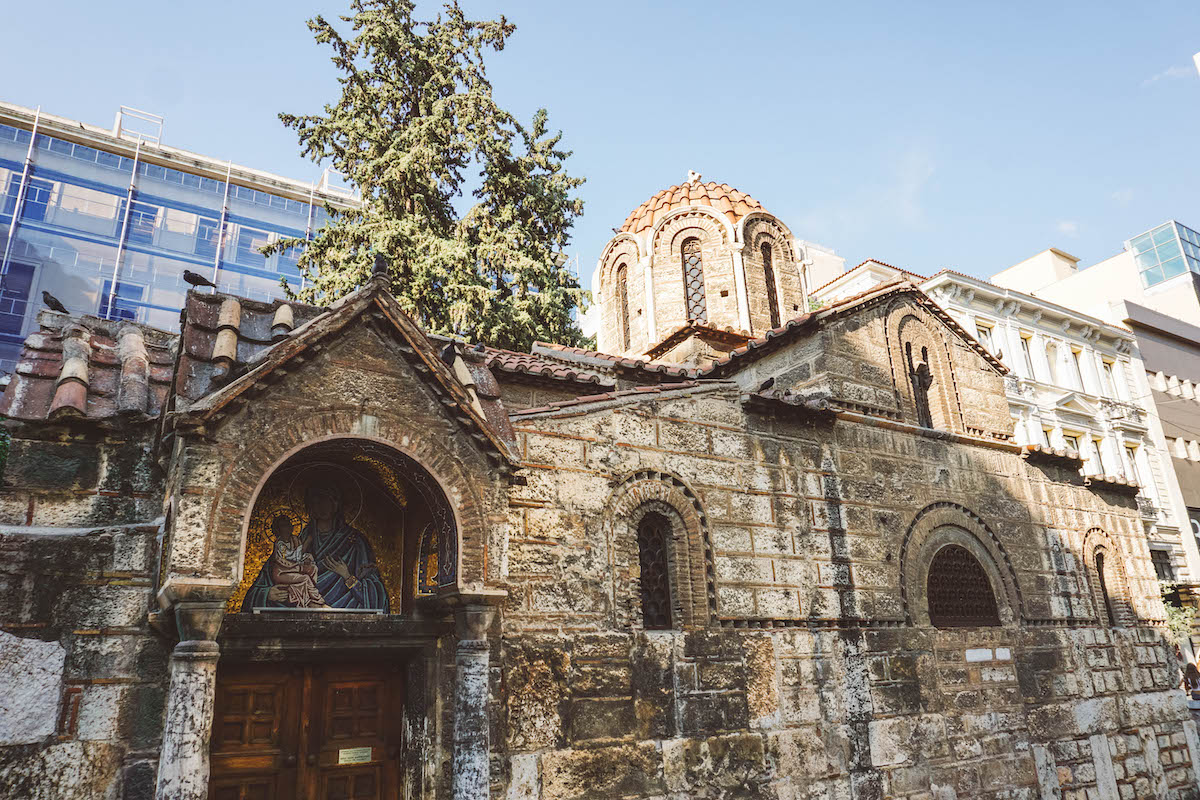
[699,279,1008,379]
[168,279,519,465]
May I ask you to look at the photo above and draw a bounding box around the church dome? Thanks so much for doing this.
[619,173,765,236]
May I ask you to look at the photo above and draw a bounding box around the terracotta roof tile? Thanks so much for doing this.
[620,180,766,235]
[0,312,175,424]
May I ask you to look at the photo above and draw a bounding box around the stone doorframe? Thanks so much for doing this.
[151,588,505,800]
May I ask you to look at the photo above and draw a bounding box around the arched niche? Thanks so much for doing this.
[227,438,457,615]
[899,502,1023,627]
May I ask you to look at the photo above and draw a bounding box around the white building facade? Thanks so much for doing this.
[814,262,1200,587]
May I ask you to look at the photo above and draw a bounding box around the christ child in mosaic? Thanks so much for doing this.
[268,514,329,608]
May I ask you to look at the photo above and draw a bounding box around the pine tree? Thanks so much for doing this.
[270,0,588,351]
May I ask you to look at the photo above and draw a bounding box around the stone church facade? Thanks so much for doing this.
[0,179,1198,800]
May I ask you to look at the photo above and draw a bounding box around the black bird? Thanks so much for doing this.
[373,252,389,277]
[182,269,217,289]
[757,376,775,393]
[42,291,68,314]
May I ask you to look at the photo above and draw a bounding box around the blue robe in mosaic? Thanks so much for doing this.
[242,514,389,612]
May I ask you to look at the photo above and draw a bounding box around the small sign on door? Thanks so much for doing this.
[338,747,373,765]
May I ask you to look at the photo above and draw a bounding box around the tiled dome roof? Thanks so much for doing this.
[620,176,765,235]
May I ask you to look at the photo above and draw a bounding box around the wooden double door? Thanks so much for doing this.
[209,660,404,800]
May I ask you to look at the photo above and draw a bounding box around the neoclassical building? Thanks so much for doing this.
[0,180,1199,800]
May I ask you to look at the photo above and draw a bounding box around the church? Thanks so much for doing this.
[0,176,1196,800]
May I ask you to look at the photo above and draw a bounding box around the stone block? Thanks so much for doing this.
[0,631,66,745]
[539,742,663,800]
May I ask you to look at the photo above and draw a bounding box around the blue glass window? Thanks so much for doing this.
[126,201,160,244]
[278,244,303,277]
[9,178,55,222]
[195,218,220,258]
[96,150,122,170]
[0,262,35,337]
[1162,257,1186,279]
[99,279,144,321]
[48,138,72,156]
[235,227,270,266]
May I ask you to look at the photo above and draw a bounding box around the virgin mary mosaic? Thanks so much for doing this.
[242,484,389,611]
[229,439,456,614]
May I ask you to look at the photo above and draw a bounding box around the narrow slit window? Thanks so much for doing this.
[1095,550,1117,626]
[762,242,781,329]
[616,263,630,351]
[636,512,673,629]
[681,237,707,323]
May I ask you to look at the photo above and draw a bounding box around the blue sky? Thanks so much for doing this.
[4,1,1200,292]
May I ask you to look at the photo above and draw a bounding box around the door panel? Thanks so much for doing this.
[211,662,402,800]
[211,665,300,800]
[307,665,402,800]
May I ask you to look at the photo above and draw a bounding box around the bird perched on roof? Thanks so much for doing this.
[472,342,486,353]
[42,291,68,314]
[757,376,775,393]
[373,252,389,277]
[182,269,217,289]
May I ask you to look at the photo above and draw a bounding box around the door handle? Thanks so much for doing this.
[284,754,297,767]
[307,754,317,766]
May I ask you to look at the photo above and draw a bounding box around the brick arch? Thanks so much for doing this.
[742,215,796,262]
[884,302,964,432]
[1081,527,1135,627]
[737,210,795,246]
[743,217,798,334]
[898,502,1024,626]
[651,207,730,253]
[599,236,640,288]
[603,470,716,630]
[199,412,493,592]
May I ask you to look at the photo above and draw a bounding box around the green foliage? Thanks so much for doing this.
[0,424,9,484]
[1160,581,1196,646]
[807,298,826,312]
[271,0,589,351]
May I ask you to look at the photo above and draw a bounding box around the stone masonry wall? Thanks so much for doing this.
[0,519,166,799]
[497,379,1199,799]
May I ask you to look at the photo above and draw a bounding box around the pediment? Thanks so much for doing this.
[167,279,518,465]
[1053,392,1100,418]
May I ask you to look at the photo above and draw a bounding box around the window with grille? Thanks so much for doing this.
[617,263,630,351]
[636,512,673,629]
[1095,550,1117,626]
[680,237,707,323]
[926,544,1000,627]
[762,242,781,329]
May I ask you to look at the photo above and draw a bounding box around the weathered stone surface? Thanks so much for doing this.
[0,631,65,745]
[0,274,1195,800]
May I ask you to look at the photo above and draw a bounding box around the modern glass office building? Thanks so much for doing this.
[0,101,356,371]
[1129,220,1200,288]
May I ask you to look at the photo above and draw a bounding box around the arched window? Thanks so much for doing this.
[681,237,707,323]
[636,511,674,629]
[926,544,1000,627]
[1095,550,1117,626]
[762,242,781,329]
[616,263,631,351]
